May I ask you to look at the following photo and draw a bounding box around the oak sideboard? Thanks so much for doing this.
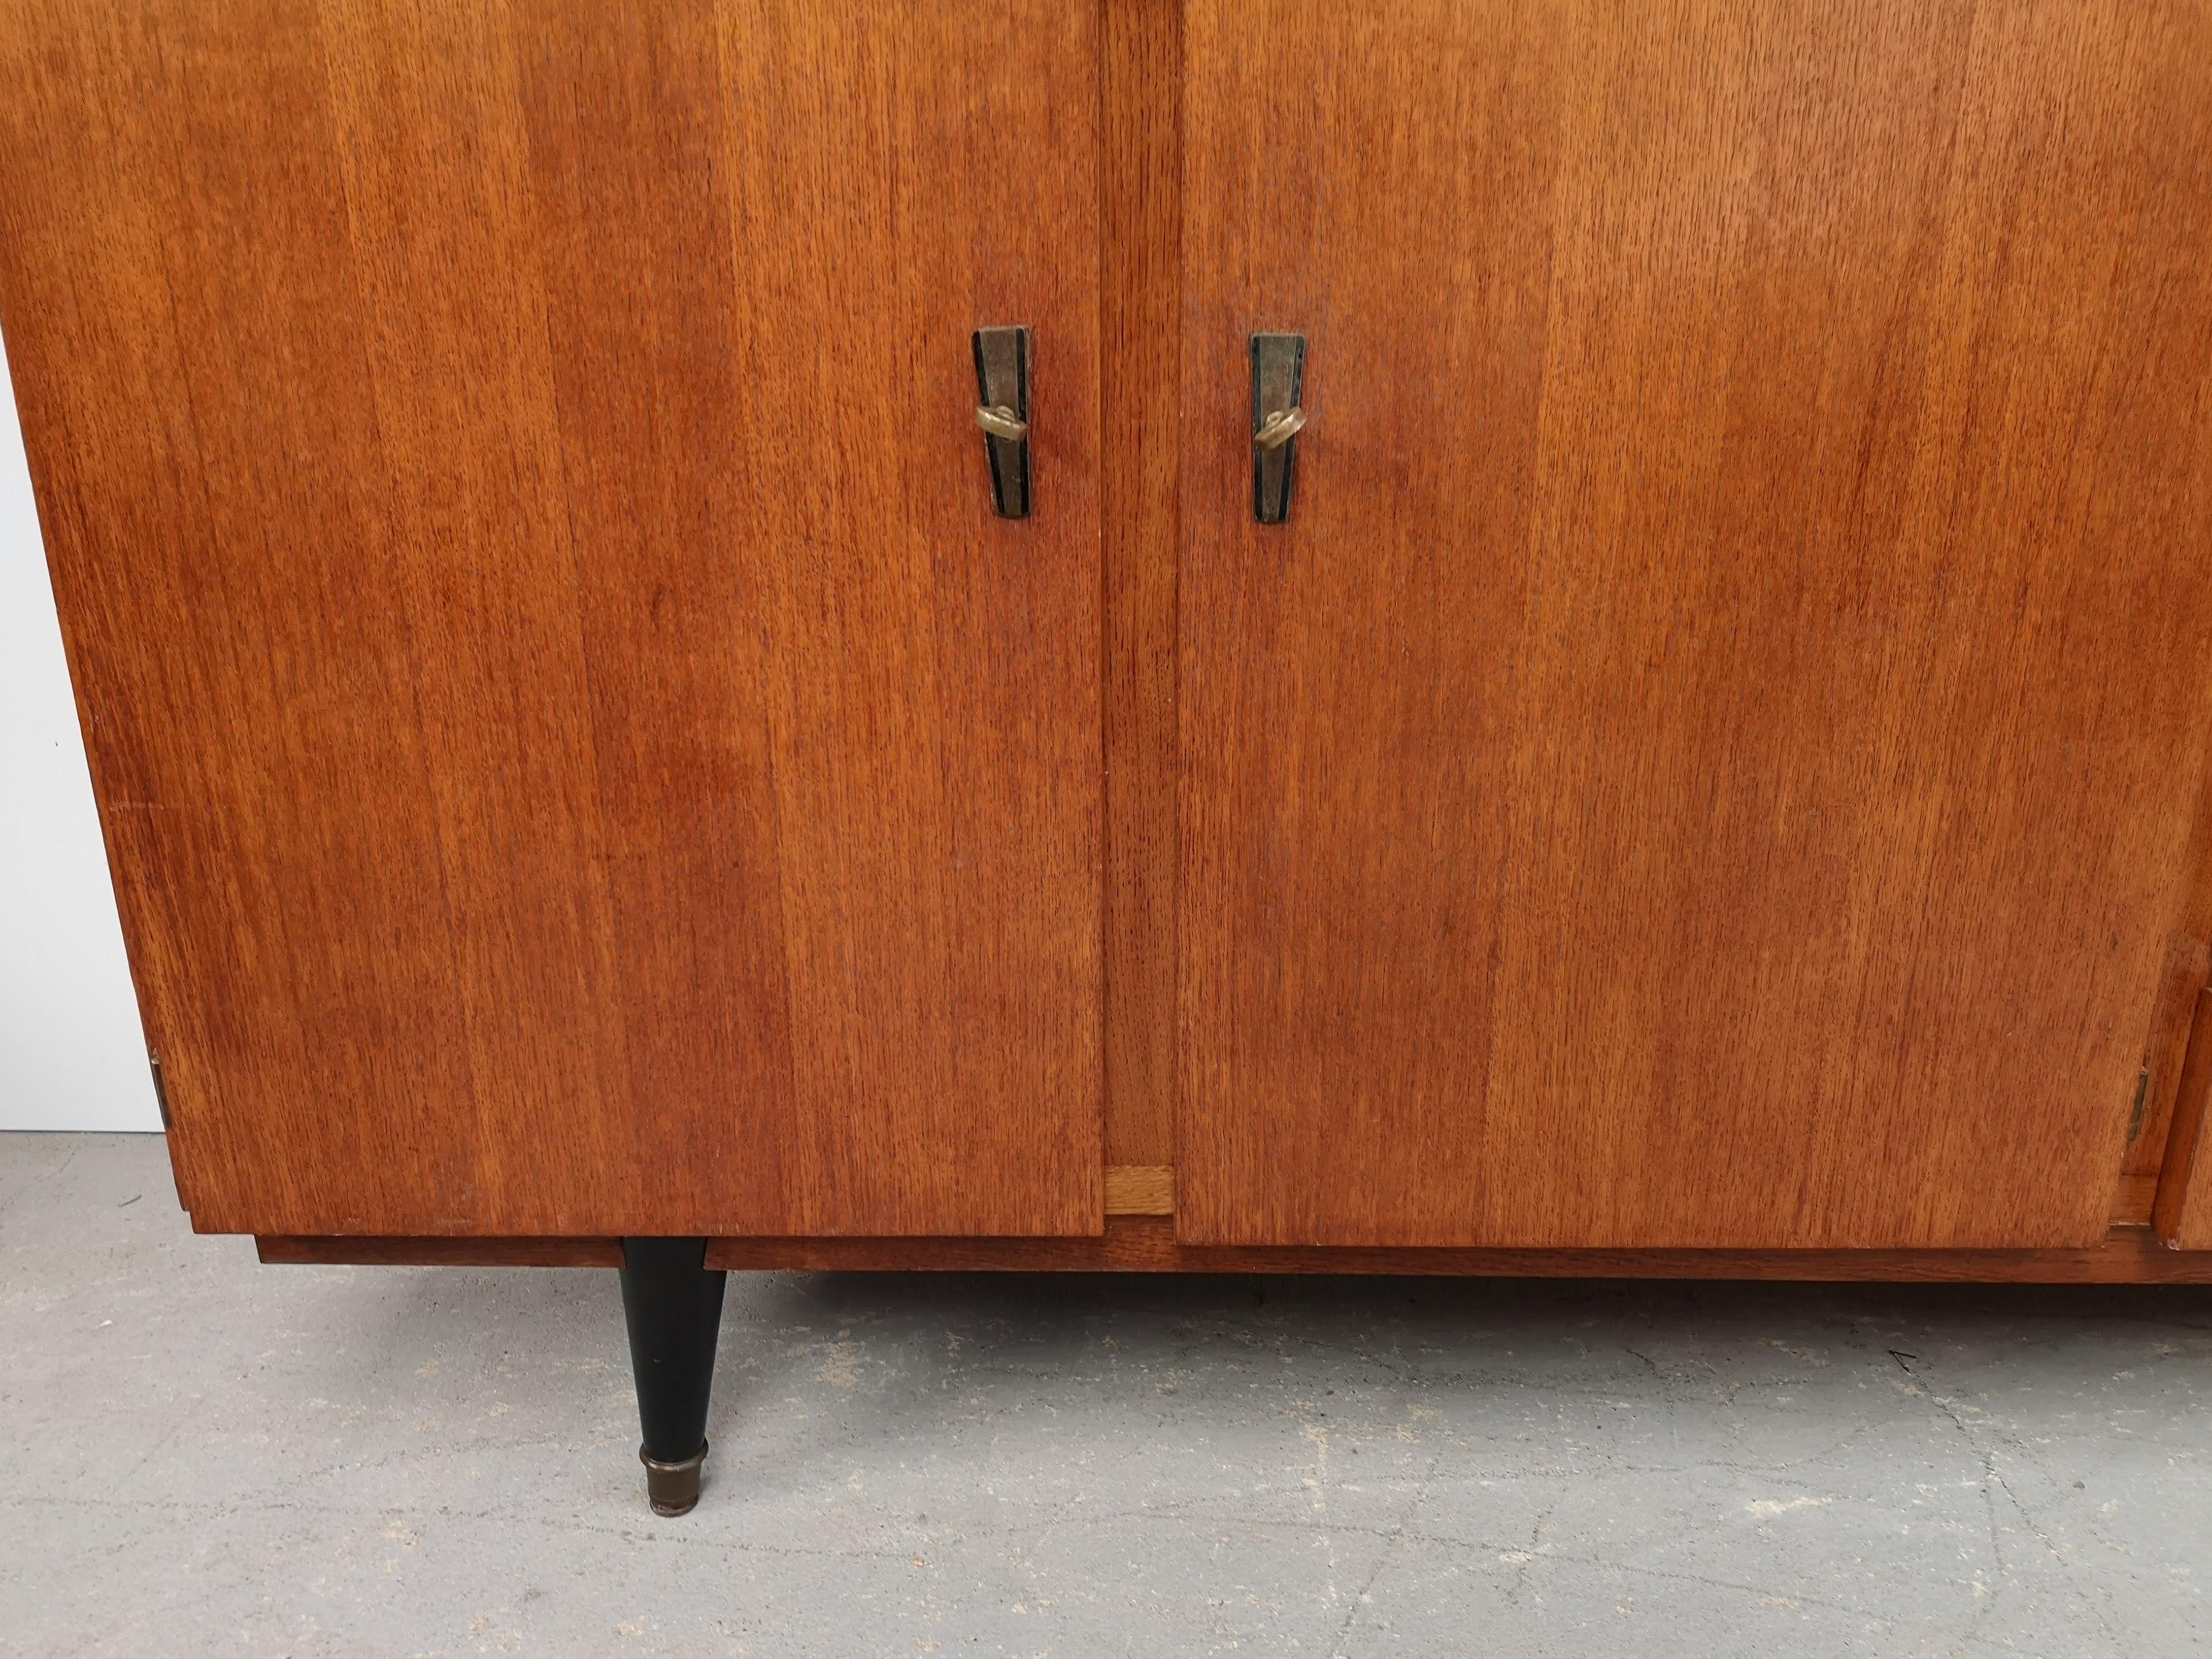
[5,0,2211,1515]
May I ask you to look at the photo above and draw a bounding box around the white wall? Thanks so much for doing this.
[1,329,158,1130]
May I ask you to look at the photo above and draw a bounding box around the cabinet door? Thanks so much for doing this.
[0,0,1102,1237]
[1180,0,2212,1247]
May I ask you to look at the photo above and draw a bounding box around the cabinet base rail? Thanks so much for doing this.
[253,1219,2212,1282]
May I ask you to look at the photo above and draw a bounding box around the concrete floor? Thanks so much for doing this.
[2,1134,2210,1658]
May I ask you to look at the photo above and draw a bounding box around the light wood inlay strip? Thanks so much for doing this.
[2111,1171,2158,1227]
[1105,1164,1175,1215]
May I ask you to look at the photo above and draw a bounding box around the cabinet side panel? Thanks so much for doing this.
[1179,0,2212,1247]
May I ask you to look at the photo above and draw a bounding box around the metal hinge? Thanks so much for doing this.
[149,1049,173,1131]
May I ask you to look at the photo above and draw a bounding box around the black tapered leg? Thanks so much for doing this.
[618,1237,727,1516]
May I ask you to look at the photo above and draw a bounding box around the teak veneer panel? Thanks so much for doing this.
[1179,0,2212,1248]
[0,0,1104,1238]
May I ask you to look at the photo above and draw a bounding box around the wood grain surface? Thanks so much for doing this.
[707,1218,2212,1284]
[0,0,1104,1236]
[11,0,2212,1260]
[1101,0,1182,1171]
[1179,0,2212,1247]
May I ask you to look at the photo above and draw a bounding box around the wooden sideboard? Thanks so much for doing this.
[5,0,2212,1512]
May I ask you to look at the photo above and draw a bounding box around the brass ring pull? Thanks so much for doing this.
[1254,406,1307,451]
[975,404,1029,442]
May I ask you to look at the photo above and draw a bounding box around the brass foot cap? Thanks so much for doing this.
[640,1441,707,1517]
